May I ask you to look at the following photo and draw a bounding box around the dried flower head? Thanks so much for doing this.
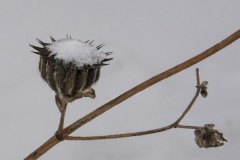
[30,37,113,105]
[194,124,227,148]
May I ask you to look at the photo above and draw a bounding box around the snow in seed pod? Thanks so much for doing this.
[46,38,107,68]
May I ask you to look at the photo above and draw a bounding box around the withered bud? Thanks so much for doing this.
[194,124,227,148]
[200,81,208,98]
[30,37,113,104]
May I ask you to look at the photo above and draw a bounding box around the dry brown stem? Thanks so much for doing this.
[24,29,240,160]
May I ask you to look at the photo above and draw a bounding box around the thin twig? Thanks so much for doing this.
[55,103,67,141]
[174,68,201,126]
[196,68,200,86]
[66,124,175,140]
[57,104,67,132]
[65,124,202,141]
[176,124,201,130]
[25,29,240,160]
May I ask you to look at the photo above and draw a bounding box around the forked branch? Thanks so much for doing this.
[25,29,240,160]
[65,68,203,140]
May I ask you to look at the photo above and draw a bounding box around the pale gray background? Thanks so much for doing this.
[0,0,239,159]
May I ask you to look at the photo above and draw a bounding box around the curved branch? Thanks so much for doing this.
[25,29,240,160]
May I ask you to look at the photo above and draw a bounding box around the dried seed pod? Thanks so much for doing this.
[194,124,227,148]
[30,37,113,103]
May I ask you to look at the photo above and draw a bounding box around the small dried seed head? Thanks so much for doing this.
[30,37,113,103]
[200,81,208,98]
[194,124,227,148]
[200,86,208,98]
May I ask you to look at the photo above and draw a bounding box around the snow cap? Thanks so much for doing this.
[46,38,108,68]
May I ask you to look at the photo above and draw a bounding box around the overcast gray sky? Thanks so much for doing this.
[1,0,240,159]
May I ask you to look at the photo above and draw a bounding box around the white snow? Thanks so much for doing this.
[46,38,106,68]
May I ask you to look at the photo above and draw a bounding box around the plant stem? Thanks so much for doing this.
[24,29,240,160]
[55,103,67,141]
[176,124,201,130]
[65,124,202,141]
[66,124,175,140]
[174,68,201,126]
[58,103,67,132]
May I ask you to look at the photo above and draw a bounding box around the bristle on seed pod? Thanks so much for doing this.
[30,37,113,103]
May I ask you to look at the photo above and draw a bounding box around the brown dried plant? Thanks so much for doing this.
[30,37,112,141]
[25,29,240,160]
